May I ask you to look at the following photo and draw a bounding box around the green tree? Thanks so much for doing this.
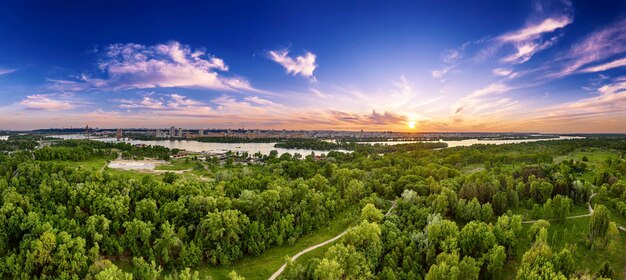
[360,203,384,223]
[589,205,610,249]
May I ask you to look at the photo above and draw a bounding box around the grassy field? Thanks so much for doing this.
[58,156,112,171]
[155,158,198,170]
[499,216,626,278]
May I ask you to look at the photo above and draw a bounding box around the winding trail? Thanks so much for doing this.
[268,201,398,280]
[522,193,597,224]
[267,230,349,280]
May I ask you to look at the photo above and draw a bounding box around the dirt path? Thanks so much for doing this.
[522,193,597,224]
[267,230,348,280]
[268,202,397,280]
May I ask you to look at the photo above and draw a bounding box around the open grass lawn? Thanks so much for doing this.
[555,148,618,166]
[155,158,198,170]
[499,216,626,279]
[58,156,113,171]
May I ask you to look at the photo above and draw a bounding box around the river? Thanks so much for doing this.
[358,136,584,148]
[52,134,583,155]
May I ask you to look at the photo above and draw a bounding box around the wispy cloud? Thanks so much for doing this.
[469,82,512,98]
[549,19,626,78]
[0,68,16,76]
[498,16,571,64]
[492,68,514,77]
[580,57,626,73]
[20,94,75,110]
[268,49,317,81]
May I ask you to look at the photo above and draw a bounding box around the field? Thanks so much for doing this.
[500,217,626,278]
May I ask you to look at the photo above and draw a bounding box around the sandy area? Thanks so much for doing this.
[107,159,166,171]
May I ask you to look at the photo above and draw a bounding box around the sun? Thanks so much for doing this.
[408,121,416,129]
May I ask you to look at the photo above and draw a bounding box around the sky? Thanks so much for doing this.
[1,0,626,133]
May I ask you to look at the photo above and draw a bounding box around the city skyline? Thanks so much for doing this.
[1,1,626,132]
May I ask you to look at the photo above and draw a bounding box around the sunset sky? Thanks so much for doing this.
[1,0,626,132]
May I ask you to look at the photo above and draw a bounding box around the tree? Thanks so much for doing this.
[122,219,154,260]
[551,195,572,222]
[494,215,523,250]
[516,228,566,280]
[360,203,384,223]
[162,172,179,184]
[314,258,344,280]
[589,205,610,249]
[530,181,553,204]
[425,252,480,280]
[154,222,182,268]
[458,221,496,259]
[228,270,246,280]
[132,257,162,280]
[596,261,614,279]
[486,245,506,276]
[529,220,550,242]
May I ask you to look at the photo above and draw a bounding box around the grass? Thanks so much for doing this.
[498,216,626,279]
[194,209,357,280]
[510,203,589,221]
[155,158,197,171]
[112,209,357,280]
[57,156,112,171]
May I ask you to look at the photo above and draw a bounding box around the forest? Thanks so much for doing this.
[0,137,625,279]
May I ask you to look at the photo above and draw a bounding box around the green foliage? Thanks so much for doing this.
[360,203,384,223]
[1,136,625,279]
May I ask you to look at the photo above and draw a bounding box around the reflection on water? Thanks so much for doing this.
[52,134,584,155]
[53,134,336,155]
[359,136,584,148]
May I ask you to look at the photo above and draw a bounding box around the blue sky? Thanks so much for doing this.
[1,0,626,132]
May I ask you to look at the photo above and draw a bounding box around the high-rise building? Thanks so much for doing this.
[176,128,183,138]
[116,128,123,141]
[169,126,176,138]
[198,129,204,136]
[155,130,167,138]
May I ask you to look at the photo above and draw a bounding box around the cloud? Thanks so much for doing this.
[118,96,165,109]
[499,16,572,42]
[498,16,571,64]
[268,49,317,80]
[580,57,626,73]
[20,94,75,110]
[469,82,512,98]
[329,110,405,126]
[67,41,256,92]
[511,76,626,132]
[432,65,455,79]
[492,68,513,76]
[549,19,626,78]
[116,93,204,110]
[0,68,16,76]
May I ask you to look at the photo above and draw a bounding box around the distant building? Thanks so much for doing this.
[169,126,176,138]
[155,130,167,138]
[176,128,183,138]
[116,128,123,141]
[198,129,204,136]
